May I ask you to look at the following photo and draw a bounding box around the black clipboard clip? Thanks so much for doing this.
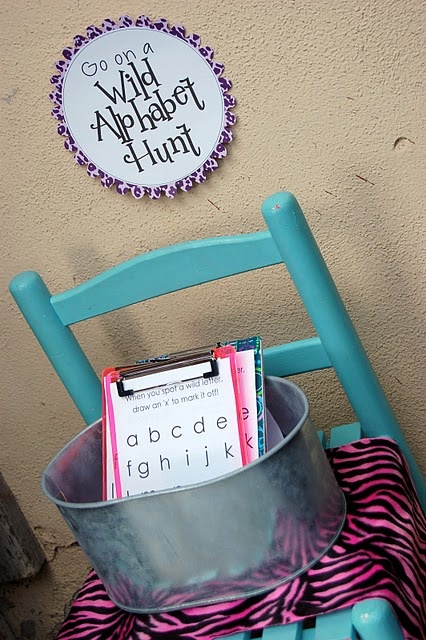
[116,346,219,397]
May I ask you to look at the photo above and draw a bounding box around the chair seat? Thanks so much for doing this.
[55,436,425,640]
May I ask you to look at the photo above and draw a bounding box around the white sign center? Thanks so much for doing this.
[62,28,225,187]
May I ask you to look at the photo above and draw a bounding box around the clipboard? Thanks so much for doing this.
[102,344,248,500]
[115,347,220,397]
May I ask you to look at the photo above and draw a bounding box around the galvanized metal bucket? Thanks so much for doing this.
[42,376,345,613]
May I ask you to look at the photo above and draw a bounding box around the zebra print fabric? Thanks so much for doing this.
[56,437,426,640]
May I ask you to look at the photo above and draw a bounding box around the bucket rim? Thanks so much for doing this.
[41,376,310,509]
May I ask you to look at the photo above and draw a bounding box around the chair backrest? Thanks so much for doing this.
[9,192,425,508]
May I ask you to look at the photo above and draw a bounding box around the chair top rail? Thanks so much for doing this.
[52,231,281,326]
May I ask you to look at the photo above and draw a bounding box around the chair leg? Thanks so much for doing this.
[262,192,426,511]
[351,598,405,640]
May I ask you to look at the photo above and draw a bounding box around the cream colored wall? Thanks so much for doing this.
[1,0,425,635]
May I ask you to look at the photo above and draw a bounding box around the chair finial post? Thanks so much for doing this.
[9,271,101,424]
[262,193,425,509]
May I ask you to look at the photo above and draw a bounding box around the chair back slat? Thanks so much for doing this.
[263,338,331,377]
[52,232,281,326]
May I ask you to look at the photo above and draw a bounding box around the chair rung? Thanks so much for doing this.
[315,608,357,639]
[263,338,331,377]
[352,598,405,640]
[263,620,303,638]
[328,422,362,448]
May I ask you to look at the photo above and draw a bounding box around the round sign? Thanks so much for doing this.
[50,15,236,198]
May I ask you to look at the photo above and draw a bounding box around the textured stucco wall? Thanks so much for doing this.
[1,0,425,636]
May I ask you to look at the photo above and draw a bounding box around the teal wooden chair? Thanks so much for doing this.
[9,192,424,639]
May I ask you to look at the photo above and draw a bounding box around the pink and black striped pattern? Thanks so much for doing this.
[56,438,426,640]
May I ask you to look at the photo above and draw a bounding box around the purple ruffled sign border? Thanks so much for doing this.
[50,15,236,199]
